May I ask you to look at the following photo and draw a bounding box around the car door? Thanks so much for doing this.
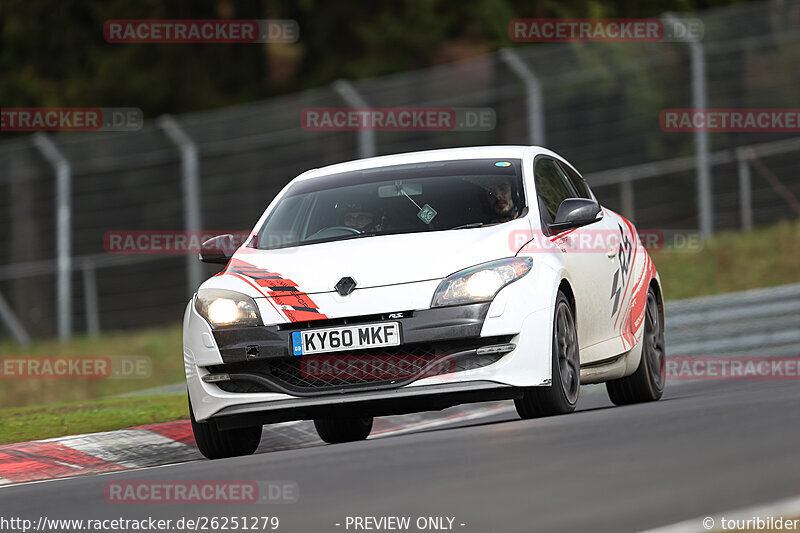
[533,157,620,361]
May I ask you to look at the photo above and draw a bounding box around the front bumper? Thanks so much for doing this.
[212,303,492,363]
[204,336,515,397]
[185,298,555,422]
[203,303,514,397]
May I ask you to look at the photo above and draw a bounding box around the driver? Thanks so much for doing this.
[341,203,379,232]
[485,176,518,222]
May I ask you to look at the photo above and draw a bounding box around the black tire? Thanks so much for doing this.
[606,286,665,405]
[313,416,373,444]
[515,291,580,419]
[189,396,262,459]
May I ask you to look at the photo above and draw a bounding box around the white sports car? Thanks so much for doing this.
[184,146,665,459]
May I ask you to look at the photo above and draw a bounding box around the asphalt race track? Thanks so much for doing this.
[3,380,799,533]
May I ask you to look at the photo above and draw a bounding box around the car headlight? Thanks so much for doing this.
[431,257,533,307]
[195,289,262,328]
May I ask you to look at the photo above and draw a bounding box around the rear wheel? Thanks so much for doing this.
[606,287,665,405]
[313,416,373,444]
[189,396,262,459]
[515,291,580,419]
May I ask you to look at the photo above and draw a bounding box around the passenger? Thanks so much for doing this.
[485,177,518,222]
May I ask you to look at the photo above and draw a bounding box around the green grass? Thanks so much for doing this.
[652,220,800,300]
[0,220,797,445]
[0,395,189,446]
[0,325,184,409]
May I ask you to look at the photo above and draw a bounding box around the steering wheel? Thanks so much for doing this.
[306,226,361,240]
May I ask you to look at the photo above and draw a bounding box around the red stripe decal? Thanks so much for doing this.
[629,255,655,336]
[226,271,270,299]
[271,293,320,311]
[549,228,578,242]
[221,260,328,321]
[266,278,300,289]
[612,215,640,330]
[271,294,307,308]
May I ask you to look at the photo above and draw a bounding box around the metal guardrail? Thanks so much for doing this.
[665,283,800,357]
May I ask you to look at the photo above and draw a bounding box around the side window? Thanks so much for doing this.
[534,158,577,223]
[558,161,591,200]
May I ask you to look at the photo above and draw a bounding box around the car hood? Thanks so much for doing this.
[215,218,531,297]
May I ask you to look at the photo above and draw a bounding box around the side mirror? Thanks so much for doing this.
[550,198,601,231]
[199,234,235,264]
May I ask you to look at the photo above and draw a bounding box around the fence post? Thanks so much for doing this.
[665,14,713,239]
[620,178,635,220]
[332,79,377,158]
[82,260,101,337]
[158,115,203,298]
[736,148,753,232]
[32,133,72,341]
[499,48,545,146]
[0,291,32,346]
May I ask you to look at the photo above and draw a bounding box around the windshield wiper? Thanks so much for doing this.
[450,222,486,230]
[343,231,381,240]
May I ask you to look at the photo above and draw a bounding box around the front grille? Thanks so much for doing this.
[274,311,412,331]
[208,336,512,395]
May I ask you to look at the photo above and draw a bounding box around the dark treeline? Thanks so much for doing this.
[1,0,746,116]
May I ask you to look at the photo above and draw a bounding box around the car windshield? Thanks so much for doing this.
[254,158,525,250]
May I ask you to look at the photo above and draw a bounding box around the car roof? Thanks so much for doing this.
[295,145,560,182]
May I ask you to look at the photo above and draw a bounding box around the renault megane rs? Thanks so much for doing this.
[183,146,665,459]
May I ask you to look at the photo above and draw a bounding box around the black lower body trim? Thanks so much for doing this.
[206,336,513,396]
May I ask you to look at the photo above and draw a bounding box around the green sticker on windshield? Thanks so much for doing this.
[417,204,437,224]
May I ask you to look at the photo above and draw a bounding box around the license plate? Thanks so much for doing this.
[291,322,400,356]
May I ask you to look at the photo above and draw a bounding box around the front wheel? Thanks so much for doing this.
[515,291,580,419]
[189,396,262,459]
[606,286,665,405]
[313,417,373,444]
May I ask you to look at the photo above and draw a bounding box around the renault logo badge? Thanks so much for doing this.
[335,277,357,296]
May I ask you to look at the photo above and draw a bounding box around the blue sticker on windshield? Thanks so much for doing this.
[494,161,511,167]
